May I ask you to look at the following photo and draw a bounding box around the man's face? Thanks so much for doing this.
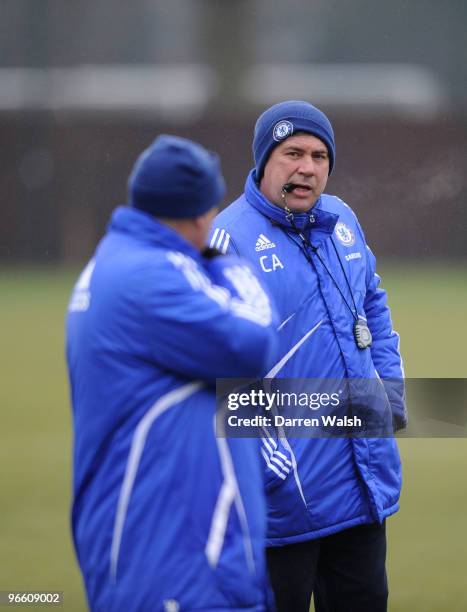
[259,133,330,212]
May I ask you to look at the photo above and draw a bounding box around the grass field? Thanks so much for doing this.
[1,264,466,611]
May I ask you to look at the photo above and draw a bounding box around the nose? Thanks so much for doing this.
[297,155,316,176]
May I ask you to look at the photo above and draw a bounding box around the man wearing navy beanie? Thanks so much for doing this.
[66,135,279,610]
[129,134,226,220]
[211,102,406,611]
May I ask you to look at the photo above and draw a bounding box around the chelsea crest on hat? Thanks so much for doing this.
[253,100,336,180]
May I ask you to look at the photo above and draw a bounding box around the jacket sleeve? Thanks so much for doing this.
[139,251,278,382]
[260,434,293,491]
[209,226,239,255]
[363,242,407,430]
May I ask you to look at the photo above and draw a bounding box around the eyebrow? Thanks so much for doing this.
[283,145,328,155]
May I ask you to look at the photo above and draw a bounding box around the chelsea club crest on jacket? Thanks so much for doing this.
[210,170,407,547]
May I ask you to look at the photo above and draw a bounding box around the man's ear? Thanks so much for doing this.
[192,215,204,230]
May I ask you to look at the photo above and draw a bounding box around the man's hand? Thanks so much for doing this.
[201,246,224,259]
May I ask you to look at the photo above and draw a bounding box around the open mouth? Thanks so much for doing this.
[287,183,312,196]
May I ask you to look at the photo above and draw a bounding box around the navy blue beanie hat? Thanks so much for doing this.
[253,100,336,180]
[128,135,226,218]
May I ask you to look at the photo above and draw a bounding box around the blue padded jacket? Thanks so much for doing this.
[210,171,406,546]
[66,206,279,610]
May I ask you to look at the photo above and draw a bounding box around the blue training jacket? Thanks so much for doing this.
[66,206,279,611]
[210,171,407,546]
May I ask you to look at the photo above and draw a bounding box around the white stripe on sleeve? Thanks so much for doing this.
[210,228,220,248]
[261,448,287,480]
[219,232,231,254]
[215,229,225,250]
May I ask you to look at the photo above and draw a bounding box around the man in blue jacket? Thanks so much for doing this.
[66,135,279,611]
[210,101,407,612]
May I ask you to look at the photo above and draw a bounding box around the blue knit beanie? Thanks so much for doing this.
[253,100,336,180]
[128,135,226,218]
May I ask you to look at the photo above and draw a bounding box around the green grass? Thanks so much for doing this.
[383,262,467,610]
[0,268,86,611]
[1,264,466,611]
[387,439,467,612]
[378,263,467,378]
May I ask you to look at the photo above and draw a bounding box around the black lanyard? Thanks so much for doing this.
[278,210,359,323]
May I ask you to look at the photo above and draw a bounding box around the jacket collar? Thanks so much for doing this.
[244,169,338,239]
[108,206,202,261]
